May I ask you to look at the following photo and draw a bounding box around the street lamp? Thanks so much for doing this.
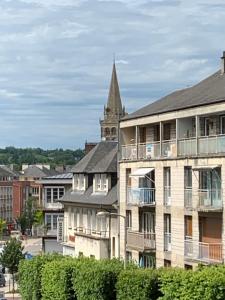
[96,211,127,269]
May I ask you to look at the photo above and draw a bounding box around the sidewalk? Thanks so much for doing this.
[4,292,21,300]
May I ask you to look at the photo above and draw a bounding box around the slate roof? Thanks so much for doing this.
[22,165,59,178]
[0,165,18,177]
[61,184,117,206]
[43,173,73,179]
[71,141,117,174]
[123,70,225,121]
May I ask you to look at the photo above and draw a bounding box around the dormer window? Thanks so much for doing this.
[94,174,107,192]
[73,174,86,191]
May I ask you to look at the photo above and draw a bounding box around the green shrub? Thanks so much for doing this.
[159,265,225,300]
[19,253,63,300]
[41,258,78,300]
[73,259,124,300]
[116,268,161,300]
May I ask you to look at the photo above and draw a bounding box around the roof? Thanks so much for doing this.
[122,70,225,121]
[38,172,73,185]
[21,165,59,178]
[61,184,117,206]
[43,173,73,179]
[0,165,18,177]
[107,63,123,115]
[71,141,117,174]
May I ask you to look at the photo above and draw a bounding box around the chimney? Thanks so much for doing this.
[221,51,225,74]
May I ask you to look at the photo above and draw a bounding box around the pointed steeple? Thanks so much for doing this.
[106,62,123,116]
[100,62,126,141]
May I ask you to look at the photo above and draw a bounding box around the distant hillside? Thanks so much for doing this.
[0,147,85,170]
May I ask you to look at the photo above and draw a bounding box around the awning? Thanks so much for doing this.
[192,165,220,171]
[130,168,154,177]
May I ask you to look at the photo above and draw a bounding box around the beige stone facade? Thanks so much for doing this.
[119,101,225,269]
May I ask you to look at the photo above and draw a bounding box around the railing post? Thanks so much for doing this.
[160,122,162,157]
[195,115,199,155]
[135,126,139,159]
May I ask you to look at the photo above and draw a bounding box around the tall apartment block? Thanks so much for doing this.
[119,52,225,269]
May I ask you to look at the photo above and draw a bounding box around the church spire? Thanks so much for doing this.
[100,62,126,141]
[106,62,123,117]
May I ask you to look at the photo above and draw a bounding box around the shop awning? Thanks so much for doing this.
[192,165,220,171]
[130,168,154,177]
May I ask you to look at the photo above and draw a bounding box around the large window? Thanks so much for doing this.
[45,187,65,203]
[45,213,63,231]
[73,174,85,191]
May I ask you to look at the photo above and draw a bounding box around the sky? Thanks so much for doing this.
[0,0,225,149]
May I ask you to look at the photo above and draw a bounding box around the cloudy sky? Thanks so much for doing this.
[0,0,225,149]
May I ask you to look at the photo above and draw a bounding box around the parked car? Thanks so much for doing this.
[0,273,5,287]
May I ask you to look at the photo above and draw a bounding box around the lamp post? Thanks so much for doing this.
[97,211,127,269]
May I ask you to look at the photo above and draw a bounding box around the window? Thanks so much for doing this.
[95,174,107,192]
[184,167,192,189]
[139,254,155,268]
[46,215,51,230]
[126,210,132,229]
[164,167,171,206]
[220,116,225,134]
[53,215,58,229]
[164,259,171,267]
[53,188,58,202]
[164,214,171,251]
[59,188,64,198]
[46,189,51,203]
[111,127,117,136]
[141,212,155,234]
[112,237,116,257]
[73,174,85,191]
[185,216,192,239]
[74,208,77,229]
[126,251,132,262]
[163,123,171,140]
[32,187,39,195]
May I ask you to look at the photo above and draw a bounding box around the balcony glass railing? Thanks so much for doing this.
[198,189,222,209]
[178,138,196,156]
[121,144,137,160]
[184,188,192,208]
[164,233,171,251]
[127,230,156,251]
[162,140,176,157]
[138,142,160,159]
[127,187,155,206]
[198,135,225,155]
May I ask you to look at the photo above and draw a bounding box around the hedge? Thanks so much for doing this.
[19,253,63,300]
[159,265,225,300]
[73,259,124,300]
[116,269,161,300]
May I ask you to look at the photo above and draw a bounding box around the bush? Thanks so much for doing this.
[73,259,124,300]
[116,268,161,300]
[41,258,78,300]
[159,265,225,300]
[19,253,63,300]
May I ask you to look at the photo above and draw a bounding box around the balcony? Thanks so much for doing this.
[198,135,225,155]
[162,140,176,158]
[127,187,155,206]
[197,189,222,211]
[138,142,160,160]
[184,239,223,263]
[164,187,171,206]
[74,227,109,239]
[184,188,192,208]
[127,230,156,251]
[164,233,171,251]
[178,138,196,156]
[121,144,137,160]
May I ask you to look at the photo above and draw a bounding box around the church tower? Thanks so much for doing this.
[100,62,126,141]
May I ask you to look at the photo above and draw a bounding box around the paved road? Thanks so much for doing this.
[22,237,42,256]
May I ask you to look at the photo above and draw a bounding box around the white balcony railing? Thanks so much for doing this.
[184,239,223,263]
[164,233,171,251]
[184,188,192,208]
[74,227,109,238]
[127,230,156,251]
[178,138,196,156]
[127,187,155,206]
[138,142,160,160]
[162,140,176,157]
[198,135,225,155]
[121,144,137,160]
[198,189,222,209]
[164,186,171,206]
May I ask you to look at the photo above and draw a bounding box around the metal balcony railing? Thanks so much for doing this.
[127,230,156,251]
[184,188,192,208]
[127,187,155,206]
[198,189,222,209]
[164,186,171,206]
[74,227,109,238]
[184,239,223,263]
[164,233,171,251]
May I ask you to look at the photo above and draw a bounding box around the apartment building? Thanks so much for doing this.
[119,52,225,269]
[38,173,72,253]
[61,141,119,259]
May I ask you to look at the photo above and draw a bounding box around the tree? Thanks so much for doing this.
[17,197,36,235]
[0,238,25,293]
[0,219,6,239]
